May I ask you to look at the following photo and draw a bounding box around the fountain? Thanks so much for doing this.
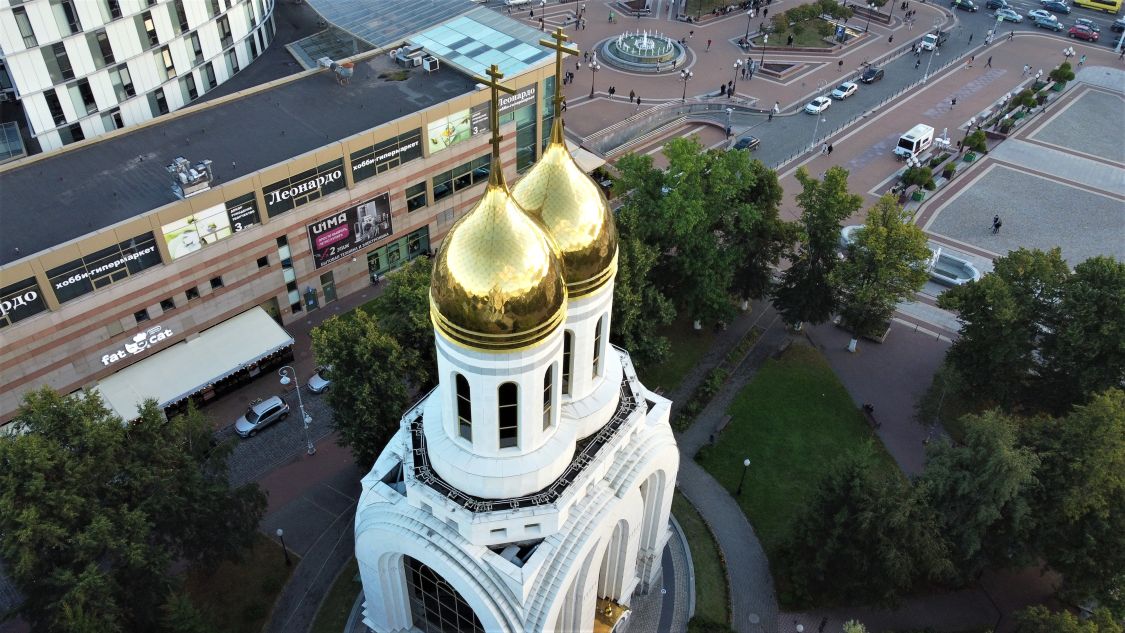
[598,29,686,73]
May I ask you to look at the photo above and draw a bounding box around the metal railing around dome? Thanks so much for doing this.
[406,372,642,514]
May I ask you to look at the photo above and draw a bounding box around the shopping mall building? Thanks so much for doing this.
[0,2,603,428]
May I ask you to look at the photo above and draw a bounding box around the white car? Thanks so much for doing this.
[1028,9,1057,21]
[920,33,939,50]
[831,82,858,99]
[307,365,332,394]
[805,96,832,114]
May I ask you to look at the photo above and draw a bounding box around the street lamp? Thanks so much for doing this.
[680,68,693,102]
[1062,46,1075,63]
[811,79,827,150]
[279,366,316,456]
[759,34,768,71]
[725,107,734,138]
[588,60,601,99]
[745,8,754,40]
[865,2,876,32]
[736,458,751,495]
[731,59,743,96]
[276,528,292,566]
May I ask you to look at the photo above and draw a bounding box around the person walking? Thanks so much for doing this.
[915,58,921,69]
[838,59,844,71]
[968,33,973,44]
[763,6,768,16]
[967,55,975,68]
[985,56,992,68]
[1008,29,1014,41]
[706,39,712,51]
[635,96,642,111]
[768,110,774,122]
[629,89,635,102]
[821,143,829,155]
[773,101,780,114]
[1022,64,1029,75]
[827,143,834,155]
[951,96,957,109]
[1079,54,1086,67]
[992,215,1002,234]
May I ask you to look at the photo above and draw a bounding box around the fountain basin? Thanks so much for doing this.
[597,31,687,73]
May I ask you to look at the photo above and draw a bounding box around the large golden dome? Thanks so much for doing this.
[430,162,567,351]
[512,121,618,298]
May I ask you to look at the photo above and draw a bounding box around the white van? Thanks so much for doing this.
[894,124,935,159]
[506,0,532,5]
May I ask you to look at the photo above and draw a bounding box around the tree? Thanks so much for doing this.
[831,195,931,351]
[963,129,988,153]
[779,446,952,607]
[311,310,413,467]
[773,166,863,329]
[369,256,437,388]
[920,411,1039,582]
[937,247,1069,410]
[1018,605,1124,633]
[729,159,793,308]
[842,621,870,633]
[1039,256,1125,414]
[611,228,675,368]
[1049,61,1075,86]
[1021,389,1125,614]
[0,389,266,633]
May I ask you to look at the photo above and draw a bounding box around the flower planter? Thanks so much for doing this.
[912,190,926,201]
[963,153,977,163]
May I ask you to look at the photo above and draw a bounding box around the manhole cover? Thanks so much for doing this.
[749,614,760,624]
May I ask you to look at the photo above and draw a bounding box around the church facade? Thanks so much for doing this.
[354,46,679,633]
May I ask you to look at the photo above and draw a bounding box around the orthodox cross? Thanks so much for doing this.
[474,64,516,160]
[539,27,579,117]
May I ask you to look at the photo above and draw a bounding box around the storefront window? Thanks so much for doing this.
[47,233,162,304]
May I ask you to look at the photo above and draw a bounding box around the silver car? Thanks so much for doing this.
[234,396,290,437]
[307,366,332,394]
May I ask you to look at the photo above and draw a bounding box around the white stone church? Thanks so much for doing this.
[354,60,679,633]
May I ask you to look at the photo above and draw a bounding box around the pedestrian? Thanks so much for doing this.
[915,58,921,69]
[608,86,616,96]
[992,215,1002,234]
[727,80,734,93]
[787,34,794,46]
[576,61,581,72]
[951,96,957,109]
[584,51,589,63]
[1008,29,1014,41]
[985,55,992,68]
[1022,64,1029,75]
[827,143,834,155]
[706,39,712,51]
[821,143,829,154]
[629,89,635,102]
[561,100,567,112]
[635,96,642,111]
[763,6,768,16]
[720,83,727,96]
[1079,54,1086,67]
[889,34,894,43]
[967,55,974,68]
[768,110,774,121]
[968,33,973,44]
[773,101,780,114]
[838,59,844,71]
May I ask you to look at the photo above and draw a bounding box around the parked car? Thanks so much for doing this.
[861,66,885,83]
[1113,16,1125,32]
[1068,24,1099,39]
[1033,15,1065,29]
[1042,0,1071,14]
[1074,17,1100,31]
[920,30,948,50]
[831,82,859,99]
[307,366,332,394]
[234,396,290,438]
[1028,9,1058,21]
[996,8,1024,21]
[986,0,1009,8]
[805,96,832,114]
[952,0,979,11]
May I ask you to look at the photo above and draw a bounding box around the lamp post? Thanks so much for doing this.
[725,107,733,138]
[731,59,743,96]
[759,34,768,71]
[745,8,754,39]
[680,68,693,102]
[811,79,827,151]
[588,60,601,99]
[736,458,751,495]
[279,366,315,456]
[1062,46,1075,63]
[276,528,292,566]
[865,2,876,32]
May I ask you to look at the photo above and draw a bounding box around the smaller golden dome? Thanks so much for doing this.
[430,161,567,352]
[512,121,618,298]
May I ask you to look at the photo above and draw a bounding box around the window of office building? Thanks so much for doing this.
[44,89,66,126]
[180,74,198,102]
[431,155,489,203]
[541,75,555,148]
[367,227,429,277]
[209,0,221,18]
[160,297,176,311]
[50,0,82,35]
[59,123,84,145]
[13,7,37,48]
[102,0,122,20]
[405,182,427,212]
[245,1,257,28]
[88,29,115,69]
[171,0,189,33]
[110,64,135,101]
[138,12,159,49]
[101,108,123,132]
[158,46,176,80]
[249,36,259,60]
[148,87,168,116]
[134,309,150,324]
[218,16,233,48]
[189,32,204,66]
[203,62,217,89]
[43,43,74,84]
[46,233,162,304]
[514,104,537,173]
[68,79,98,115]
[224,49,239,76]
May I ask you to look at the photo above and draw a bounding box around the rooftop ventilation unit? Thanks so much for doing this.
[166,156,213,199]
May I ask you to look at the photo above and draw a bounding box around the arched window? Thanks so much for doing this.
[542,365,553,430]
[455,374,472,442]
[405,556,484,633]
[562,331,573,395]
[498,382,518,448]
[592,316,604,377]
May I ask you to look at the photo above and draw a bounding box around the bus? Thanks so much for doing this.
[1072,0,1120,14]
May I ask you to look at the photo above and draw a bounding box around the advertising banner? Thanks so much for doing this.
[262,159,346,217]
[306,194,392,269]
[0,277,47,328]
[427,108,475,153]
[161,195,260,260]
[350,129,423,183]
[469,84,538,135]
[47,233,163,304]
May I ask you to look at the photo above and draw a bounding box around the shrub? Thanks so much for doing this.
[999,119,1014,133]
[942,163,956,179]
[1049,61,1075,84]
[902,165,934,190]
[1035,92,1048,106]
[1014,89,1037,112]
[923,179,937,191]
[964,130,987,153]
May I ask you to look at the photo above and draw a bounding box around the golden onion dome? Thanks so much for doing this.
[512,121,618,298]
[430,161,567,352]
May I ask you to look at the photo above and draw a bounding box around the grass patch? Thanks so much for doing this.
[637,316,716,393]
[183,532,295,633]
[311,558,361,633]
[754,28,833,48]
[696,344,898,558]
[672,493,730,627]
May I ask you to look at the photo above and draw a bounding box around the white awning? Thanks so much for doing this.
[566,140,607,174]
[94,307,293,420]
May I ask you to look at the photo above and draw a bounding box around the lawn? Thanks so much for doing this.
[183,532,295,633]
[754,27,834,48]
[671,493,730,627]
[696,344,898,558]
[636,316,716,393]
[311,558,361,633]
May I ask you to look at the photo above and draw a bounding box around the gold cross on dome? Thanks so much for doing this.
[540,27,579,116]
[474,64,516,160]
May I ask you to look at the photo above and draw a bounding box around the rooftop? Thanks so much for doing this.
[0,55,479,266]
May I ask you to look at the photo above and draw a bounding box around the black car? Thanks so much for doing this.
[733,135,760,151]
[1041,0,1070,13]
[952,0,979,11]
[1113,17,1125,32]
[860,66,885,83]
[986,0,1008,9]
